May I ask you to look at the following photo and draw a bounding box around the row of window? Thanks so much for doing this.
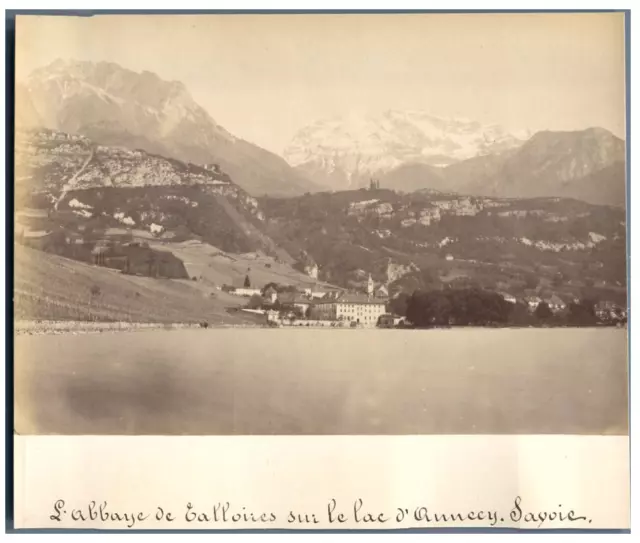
[337,305,385,311]
[316,304,385,312]
[339,307,382,313]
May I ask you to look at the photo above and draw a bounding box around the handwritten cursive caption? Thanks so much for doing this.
[49,496,593,529]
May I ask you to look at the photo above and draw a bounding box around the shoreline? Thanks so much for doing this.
[13,320,626,336]
[13,320,263,336]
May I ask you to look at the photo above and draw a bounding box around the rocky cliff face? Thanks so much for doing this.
[15,128,285,255]
[17,59,317,196]
[385,259,420,284]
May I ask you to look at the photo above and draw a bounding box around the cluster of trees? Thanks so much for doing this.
[394,288,623,328]
[260,282,298,295]
[527,299,601,326]
[563,298,602,326]
[246,294,265,309]
[405,288,513,327]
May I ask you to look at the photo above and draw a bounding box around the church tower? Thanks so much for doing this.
[367,273,374,296]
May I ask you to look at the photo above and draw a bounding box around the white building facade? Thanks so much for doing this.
[232,288,262,297]
[314,294,387,327]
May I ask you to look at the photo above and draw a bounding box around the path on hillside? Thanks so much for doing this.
[53,144,95,210]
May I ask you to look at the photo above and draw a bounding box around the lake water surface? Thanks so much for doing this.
[15,327,628,435]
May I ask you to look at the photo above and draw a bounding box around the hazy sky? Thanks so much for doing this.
[16,13,626,155]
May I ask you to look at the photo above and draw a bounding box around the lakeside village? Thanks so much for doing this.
[229,273,393,328]
[227,273,628,329]
[15,208,627,330]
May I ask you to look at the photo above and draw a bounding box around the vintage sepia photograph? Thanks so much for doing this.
[13,12,628,437]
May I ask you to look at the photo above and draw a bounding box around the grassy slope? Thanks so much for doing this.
[151,239,338,291]
[14,245,261,325]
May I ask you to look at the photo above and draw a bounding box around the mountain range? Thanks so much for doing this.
[381,128,626,205]
[16,59,318,197]
[15,125,627,309]
[284,110,527,186]
[285,112,626,205]
[16,59,626,206]
[12,59,628,310]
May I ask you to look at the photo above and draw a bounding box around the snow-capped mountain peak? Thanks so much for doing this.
[283,110,526,189]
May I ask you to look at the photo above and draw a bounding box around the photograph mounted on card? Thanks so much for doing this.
[11,11,629,531]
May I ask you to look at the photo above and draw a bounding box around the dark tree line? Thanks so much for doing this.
[405,288,513,327]
[396,288,618,328]
[565,298,599,326]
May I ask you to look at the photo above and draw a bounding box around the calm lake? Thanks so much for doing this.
[15,327,628,435]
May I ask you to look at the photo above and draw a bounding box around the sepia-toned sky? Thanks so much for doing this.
[16,13,626,155]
